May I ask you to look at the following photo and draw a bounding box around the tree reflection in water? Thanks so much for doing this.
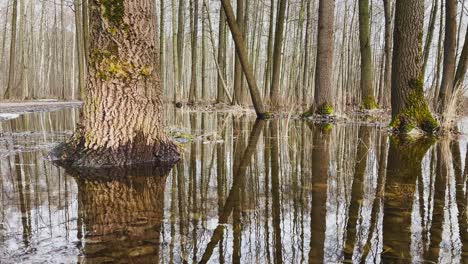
[0,108,467,263]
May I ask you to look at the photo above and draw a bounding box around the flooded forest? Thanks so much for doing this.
[0,0,468,263]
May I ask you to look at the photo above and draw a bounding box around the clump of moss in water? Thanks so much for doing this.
[168,131,195,143]
[390,79,439,134]
[361,96,378,110]
[301,103,334,117]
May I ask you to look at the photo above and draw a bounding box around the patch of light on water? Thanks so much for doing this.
[0,113,20,122]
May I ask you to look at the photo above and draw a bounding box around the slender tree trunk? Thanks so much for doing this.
[432,0,444,106]
[82,0,90,64]
[304,0,335,116]
[160,0,165,94]
[19,0,26,98]
[269,0,287,109]
[216,7,227,103]
[201,0,207,100]
[4,0,18,99]
[390,0,438,133]
[422,0,439,76]
[220,0,268,118]
[189,0,199,104]
[74,0,86,100]
[177,0,186,98]
[203,0,232,103]
[172,0,179,103]
[60,0,66,99]
[302,0,312,106]
[233,0,244,105]
[264,0,275,100]
[380,0,393,108]
[454,26,468,88]
[358,0,377,109]
[55,0,180,167]
[455,0,465,58]
[437,0,458,113]
[1,0,10,90]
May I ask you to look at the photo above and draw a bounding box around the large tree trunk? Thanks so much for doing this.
[304,0,335,116]
[358,0,377,109]
[437,0,457,113]
[54,0,179,168]
[390,0,438,133]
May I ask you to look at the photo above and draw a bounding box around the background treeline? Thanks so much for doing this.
[0,0,466,112]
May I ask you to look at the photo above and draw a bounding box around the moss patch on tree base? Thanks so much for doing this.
[301,103,334,118]
[361,96,379,110]
[390,87,439,134]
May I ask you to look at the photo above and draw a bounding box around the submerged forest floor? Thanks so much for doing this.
[0,99,467,133]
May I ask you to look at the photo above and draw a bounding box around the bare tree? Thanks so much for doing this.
[269,0,287,109]
[303,0,335,116]
[390,0,438,133]
[358,0,377,109]
[437,0,457,113]
[55,0,180,167]
[220,0,268,118]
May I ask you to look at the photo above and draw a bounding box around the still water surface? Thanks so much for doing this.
[0,107,467,263]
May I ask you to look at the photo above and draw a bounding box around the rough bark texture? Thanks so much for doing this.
[390,0,438,133]
[358,0,377,109]
[437,0,457,113]
[304,0,335,116]
[53,0,179,168]
[71,166,170,261]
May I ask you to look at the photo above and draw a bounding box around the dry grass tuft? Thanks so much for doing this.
[439,84,468,134]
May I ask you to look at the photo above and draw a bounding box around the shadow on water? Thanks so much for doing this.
[0,107,467,263]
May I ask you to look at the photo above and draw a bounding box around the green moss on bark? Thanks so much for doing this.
[301,103,334,118]
[100,0,125,25]
[390,79,439,133]
[362,96,378,109]
[318,103,334,115]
